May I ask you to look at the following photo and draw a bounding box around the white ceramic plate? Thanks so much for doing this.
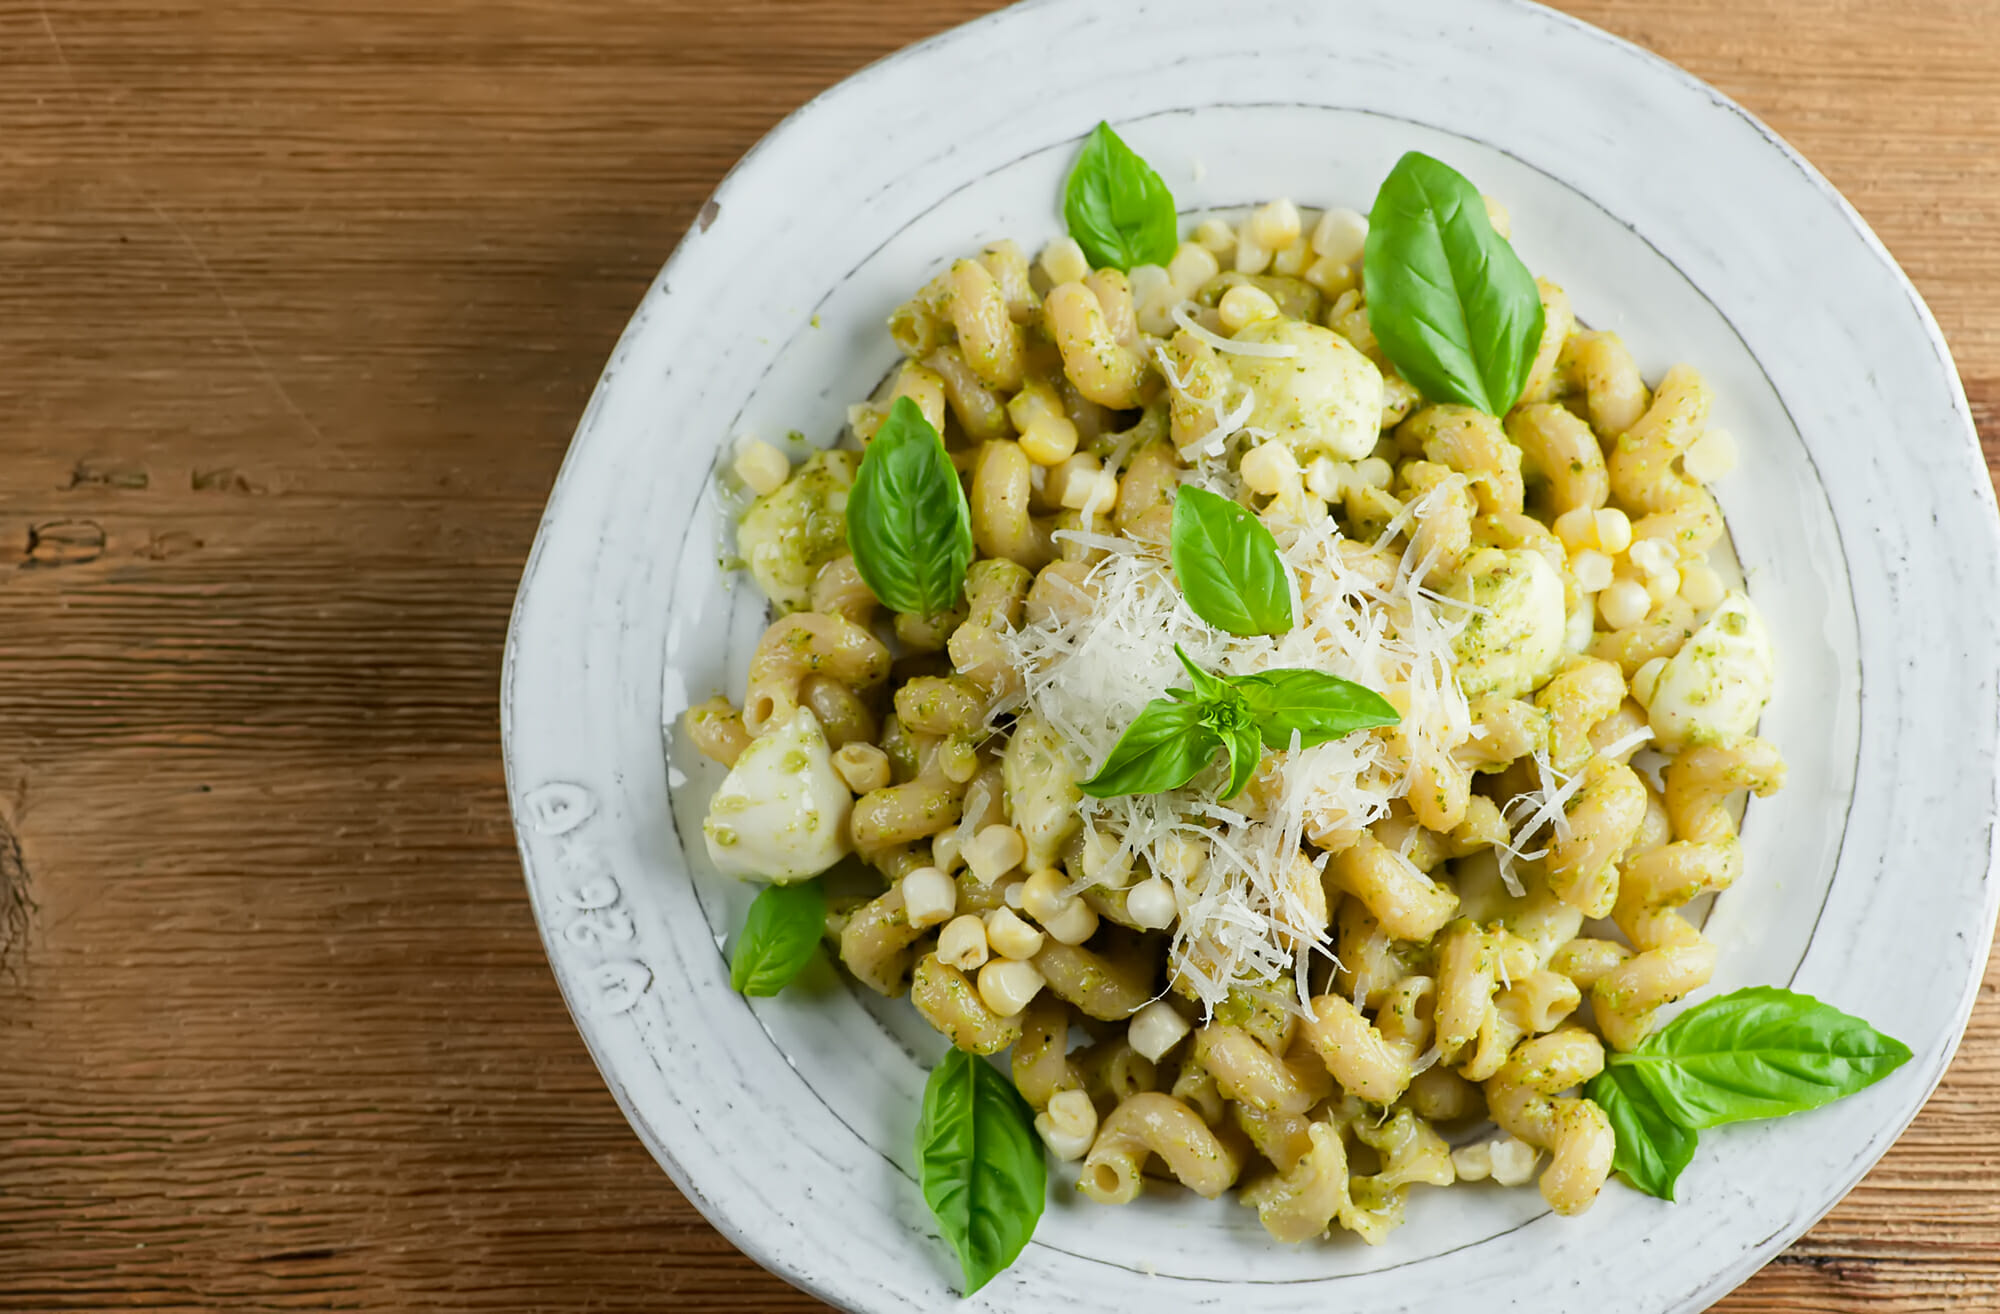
[502,1,2000,1309]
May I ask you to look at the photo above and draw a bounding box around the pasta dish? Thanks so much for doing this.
[680,128,1905,1293]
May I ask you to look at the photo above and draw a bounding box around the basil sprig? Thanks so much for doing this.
[916,1048,1046,1296]
[1591,1062,1698,1201]
[1588,986,1912,1201]
[1362,151,1544,417]
[1081,645,1398,800]
[1170,486,1294,637]
[729,879,826,997]
[1063,121,1177,273]
[847,396,973,617]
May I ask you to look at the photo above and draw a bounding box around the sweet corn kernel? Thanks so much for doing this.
[1077,469,1120,517]
[900,865,957,930]
[1168,241,1221,295]
[1311,207,1370,263]
[984,907,1045,961]
[1078,828,1135,889]
[1240,441,1302,499]
[1019,414,1080,466]
[1005,378,1064,431]
[1152,834,1203,884]
[831,741,891,795]
[1035,1088,1098,1161]
[1039,898,1099,946]
[1628,537,1678,581]
[1599,578,1652,630]
[1001,879,1026,911]
[1481,195,1513,240]
[1020,868,1074,924]
[977,957,1045,1017]
[733,437,790,496]
[1039,236,1090,286]
[1135,290,1179,338]
[1304,456,1346,502]
[1271,234,1314,277]
[1048,453,1102,509]
[1593,507,1634,555]
[1194,218,1237,257]
[1553,505,1597,551]
[964,824,1027,885]
[1679,560,1726,610]
[937,914,990,972]
[931,826,964,874]
[1217,284,1281,333]
[1127,263,1172,308]
[1247,198,1302,251]
[1302,255,1357,298]
[1233,234,1272,275]
[1488,1137,1539,1186]
[1353,456,1394,490]
[1632,656,1669,708]
[1570,548,1614,595]
[1644,566,1682,605]
[1683,427,1738,483]
[1127,999,1192,1061]
[1125,875,1177,930]
[1450,1141,1493,1182]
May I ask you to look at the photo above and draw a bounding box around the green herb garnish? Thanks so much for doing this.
[1362,151,1544,416]
[1062,121,1178,272]
[1082,645,1398,800]
[916,1048,1046,1296]
[1170,485,1294,637]
[728,879,827,997]
[1588,986,1912,1201]
[845,396,974,617]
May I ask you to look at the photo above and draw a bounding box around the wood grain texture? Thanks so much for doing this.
[0,1,1994,1309]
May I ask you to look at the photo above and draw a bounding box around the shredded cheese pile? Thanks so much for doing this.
[1493,727,1655,896]
[999,489,1479,1016]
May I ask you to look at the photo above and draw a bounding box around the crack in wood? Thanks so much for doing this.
[65,458,149,490]
[23,519,105,568]
[0,809,33,980]
[191,468,262,494]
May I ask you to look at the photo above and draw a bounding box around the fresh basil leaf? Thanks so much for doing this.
[1173,643,1235,705]
[1079,697,1221,799]
[916,1048,1047,1295]
[1589,1064,1699,1201]
[1217,717,1264,801]
[1613,986,1913,1130]
[1062,121,1178,273]
[729,879,826,997]
[1170,486,1294,637]
[846,396,974,617]
[1362,151,1545,416]
[1233,667,1401,749]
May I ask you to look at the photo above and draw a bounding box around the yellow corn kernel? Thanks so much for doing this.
[1240,441,1302,498]
[1019,415,1080,466]
[1039,236,1091,286]
[1218,283,1281,333]
[977,957,1045,1016]
[938,914,990,971]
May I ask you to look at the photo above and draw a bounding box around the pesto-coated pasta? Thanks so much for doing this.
[696,176,1789,1256]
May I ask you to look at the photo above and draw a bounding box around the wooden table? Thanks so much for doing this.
[1,1,1994,1309]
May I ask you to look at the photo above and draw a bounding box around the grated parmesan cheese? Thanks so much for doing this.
[1170,302,1301,359]
[1000,492,1477,1015]
[1493,727,1656,896]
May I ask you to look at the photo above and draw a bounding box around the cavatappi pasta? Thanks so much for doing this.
[692,195,1782,1243]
